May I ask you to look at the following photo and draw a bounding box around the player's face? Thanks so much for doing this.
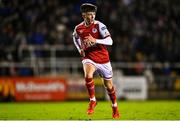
[82,12,96,26]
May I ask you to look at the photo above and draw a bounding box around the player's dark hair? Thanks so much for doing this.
[80,3,97,13]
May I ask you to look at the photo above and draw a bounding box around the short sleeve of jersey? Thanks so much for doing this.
[98,21,111,38]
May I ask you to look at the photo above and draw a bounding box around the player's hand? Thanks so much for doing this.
[80,49,85,57]
[84,34,96,47]
[84,34,96,43]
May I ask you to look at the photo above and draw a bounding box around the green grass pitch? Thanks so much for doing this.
[0,101,180,120]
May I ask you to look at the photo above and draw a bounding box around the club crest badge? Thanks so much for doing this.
[92,28,97,33]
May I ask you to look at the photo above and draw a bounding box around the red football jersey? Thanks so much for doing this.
[74,20,111,64]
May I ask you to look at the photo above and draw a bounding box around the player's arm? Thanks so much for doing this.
[97,22,113,45]
[96,36,112,45]
[72,29,85,57]
[85,34,112,45]
[84,22,113,45]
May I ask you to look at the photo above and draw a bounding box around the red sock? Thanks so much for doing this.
[107,86,117,104]
[85,77,95,99]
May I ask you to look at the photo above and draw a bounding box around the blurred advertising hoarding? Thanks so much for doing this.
[0,78,15,101]
[67,77,105,100]
[0,76,105,102]
[113,75,148,100]
[0,77,67,101]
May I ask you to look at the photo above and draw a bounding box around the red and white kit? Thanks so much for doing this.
[73,20,113,79]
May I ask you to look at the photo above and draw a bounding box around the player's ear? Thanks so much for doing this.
[82,13,86,18]
[93,13,96,19]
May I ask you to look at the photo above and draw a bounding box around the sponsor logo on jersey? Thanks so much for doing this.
[80,30,83,34]
[92,28,97,33]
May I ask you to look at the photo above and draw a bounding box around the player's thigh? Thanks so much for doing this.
[97,62,113,80]
[82,60,96,78]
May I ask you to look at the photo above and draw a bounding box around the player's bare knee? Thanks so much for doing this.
[85,73,93,78]
[103,81,113,90]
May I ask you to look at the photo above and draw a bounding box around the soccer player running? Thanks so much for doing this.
[72,3,120,119]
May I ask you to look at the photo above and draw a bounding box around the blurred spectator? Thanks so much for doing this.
[0,0,180,76]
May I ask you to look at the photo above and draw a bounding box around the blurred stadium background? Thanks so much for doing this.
[0,0,180,106]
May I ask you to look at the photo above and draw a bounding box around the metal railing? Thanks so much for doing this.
[0,45,180,76]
